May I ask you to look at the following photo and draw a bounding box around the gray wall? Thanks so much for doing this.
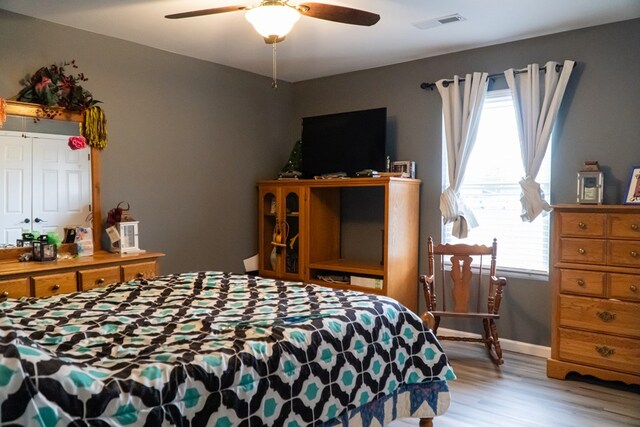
[1,9,638,347]
[291,19,640,346]
[0,9,296,274]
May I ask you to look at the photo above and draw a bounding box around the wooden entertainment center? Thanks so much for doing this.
[258,177,421,312]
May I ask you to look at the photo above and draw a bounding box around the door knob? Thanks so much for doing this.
[22,218,30,224]
[34,217,45,223]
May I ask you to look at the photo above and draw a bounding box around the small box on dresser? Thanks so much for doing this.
[547,205,640,385]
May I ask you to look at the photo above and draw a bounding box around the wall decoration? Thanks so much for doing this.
[9,61,108,149]
[624,165,640,205]
[68,135,87,150]
[80,105,108,149]
[16,60,99,118]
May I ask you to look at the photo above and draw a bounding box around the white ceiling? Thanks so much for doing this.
[1,0,639,82]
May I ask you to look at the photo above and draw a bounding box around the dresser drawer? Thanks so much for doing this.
[607,240,640,267]
[122,261,158,281]
[608,213,640,239]
[558,212,605,237]
[609,273,640,302]
[78,266,121,291]
[558,238,605,264]
[33,272,77,297]
[558,328,640,375]
[559,295,640,338]
[559,269,605,297]
[0,278,30,299]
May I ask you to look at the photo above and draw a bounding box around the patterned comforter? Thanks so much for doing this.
[0,272,454,426]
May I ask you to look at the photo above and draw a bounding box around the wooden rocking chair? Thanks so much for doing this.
[420,237,507,365]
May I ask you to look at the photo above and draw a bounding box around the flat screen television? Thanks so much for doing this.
[301,107,387,178]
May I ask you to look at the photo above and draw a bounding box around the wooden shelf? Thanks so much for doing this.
[308,258,384,276]
[4,100,83,122]
[308,279,385,295]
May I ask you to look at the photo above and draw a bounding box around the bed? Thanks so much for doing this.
[0,271,454,426]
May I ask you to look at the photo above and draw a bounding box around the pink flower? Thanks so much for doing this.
[59,76,73,96]
[35,77,52,94]
[68,136,87,150]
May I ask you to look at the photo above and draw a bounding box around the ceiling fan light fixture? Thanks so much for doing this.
[245,3,300,41]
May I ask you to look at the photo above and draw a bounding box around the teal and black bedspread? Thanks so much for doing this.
[0,271,454,426]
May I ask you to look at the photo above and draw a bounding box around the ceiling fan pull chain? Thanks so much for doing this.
[272,41,278,89]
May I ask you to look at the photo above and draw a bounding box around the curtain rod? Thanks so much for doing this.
[420,63,570,91]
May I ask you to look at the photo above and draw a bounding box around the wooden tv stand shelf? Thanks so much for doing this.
[547,204,640,385]
[0,249,164,298]
[258,177,421,312]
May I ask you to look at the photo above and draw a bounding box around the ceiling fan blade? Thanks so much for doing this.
[298,3,380,26]
[165,5,247,19]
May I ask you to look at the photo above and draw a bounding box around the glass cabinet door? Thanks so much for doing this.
[260,188,278,276]
[284,190,300,277]
[258,184,304,281]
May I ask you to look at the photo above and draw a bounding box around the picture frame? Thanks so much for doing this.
[119,221,141,254]
[577,171,603,204]
[32,241,57,261]
[624,165,640,205]
[391,161,415,178]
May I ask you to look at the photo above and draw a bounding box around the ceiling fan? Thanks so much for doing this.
[165,1,380,44]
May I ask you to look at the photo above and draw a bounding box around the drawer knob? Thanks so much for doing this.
[595,345,615,358]
[578,248,586,255]
[631,251,638,258]
[577,279,585,287]
[97,278,105,284]
[578,222,586,229]
[1,291,8,298]
[52,284,60,291]
[630,284,638,293]
[136,272,145,278]
[596,311,616,322]
[632,224,639,231]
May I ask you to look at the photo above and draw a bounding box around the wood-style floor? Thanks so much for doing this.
[389,341,640,427]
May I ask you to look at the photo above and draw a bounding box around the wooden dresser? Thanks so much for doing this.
[547,205,640,385]
[0,248,164,299]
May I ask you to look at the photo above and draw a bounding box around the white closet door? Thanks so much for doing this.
[32,136,92,238]
[0,132,32,245]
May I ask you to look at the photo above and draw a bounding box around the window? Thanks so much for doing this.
[442,89,551,276]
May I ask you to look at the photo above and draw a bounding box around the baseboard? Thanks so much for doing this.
[437,327,551,359]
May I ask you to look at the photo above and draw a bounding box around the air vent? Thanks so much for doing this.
[413,13,466,30]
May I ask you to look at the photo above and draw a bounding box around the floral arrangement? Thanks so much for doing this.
[11,61,108,149]
[16,60,99,115]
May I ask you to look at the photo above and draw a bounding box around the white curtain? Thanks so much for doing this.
[437,72,489,238]
[504,59,575,222]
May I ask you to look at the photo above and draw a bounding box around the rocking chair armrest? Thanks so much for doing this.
[419,274,435,285]
[490,275,507,288]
